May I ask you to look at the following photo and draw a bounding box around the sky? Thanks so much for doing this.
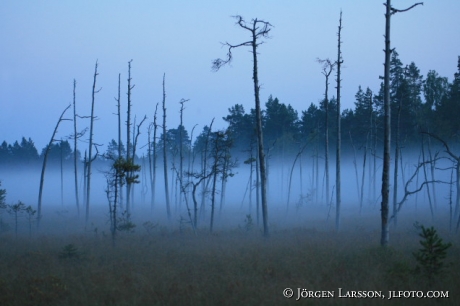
[1,0,459,155]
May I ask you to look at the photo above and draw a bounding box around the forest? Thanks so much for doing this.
[1,51,460,228]
[1,4,460,305]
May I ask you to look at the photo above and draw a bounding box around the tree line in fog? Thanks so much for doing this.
[2,52,459,167]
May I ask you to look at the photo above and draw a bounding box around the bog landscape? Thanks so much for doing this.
[1,1,460,305]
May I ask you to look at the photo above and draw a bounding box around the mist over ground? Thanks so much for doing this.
[0,150,455,235]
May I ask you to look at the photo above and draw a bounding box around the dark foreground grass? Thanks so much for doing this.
[0,222,459,306]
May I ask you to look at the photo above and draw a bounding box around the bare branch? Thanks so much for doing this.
[212,16,272,72]
[317,58,336,77]
[385,2,423,15]
[212,41,252,71]
[422,131,460,161]
[392,156,448,218]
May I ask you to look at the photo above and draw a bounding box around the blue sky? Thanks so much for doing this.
[1,0,459,154]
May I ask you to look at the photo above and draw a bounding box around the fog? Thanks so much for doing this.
[0,149,455,236]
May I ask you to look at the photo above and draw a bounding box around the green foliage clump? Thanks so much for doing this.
[59,244,81,260]
[413,223,452,284]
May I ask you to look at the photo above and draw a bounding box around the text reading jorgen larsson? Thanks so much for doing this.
[282,287,449,300]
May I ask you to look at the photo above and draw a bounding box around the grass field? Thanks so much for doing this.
[0,210,459,306]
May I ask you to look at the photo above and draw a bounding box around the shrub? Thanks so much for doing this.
[413,223,452,284]
[59,244,81,260]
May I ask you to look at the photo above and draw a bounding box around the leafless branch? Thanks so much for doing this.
[392,157,448,218]
[422,131,460,162]
[386,2,424,15]
[317,58,336,77]
[212,16,273,72]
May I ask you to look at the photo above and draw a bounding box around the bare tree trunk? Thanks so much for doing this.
[349,132,361,204]
[151,104,159,212]
[86,61,100,224]
[210,136,219,233]
[252,29,269,238]
[162,73,171,220]
[335,10,343,232]
[178,99,189,212]
[212,16,272,237]
[72,79,80,216]
[317,58,335,207]
[287,143,308,213]
[248,140,255,214]
[381,0,392,246]
[255,145,260,226]
[421,135,434,220]
[116,73,124,211]
[200,118,214,221]
[360,145,367,214]
[219,151,229,214]
[315,127,319,204]
[60,139,64,207]
[132,117,147,212]
[381,0,423,247]
[427,135,438,211]
[188,124,197,208]
[83,151,87,209]
[37,104,71,228]
[126,60,134,215]
[392,73,403,226]
[449,167,454,232]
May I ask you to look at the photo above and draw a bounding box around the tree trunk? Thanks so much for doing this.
[162,73,171,220]
[381,0,423,246]
[421,135,434,220]
[251,37,268,237]
[335,10,343,232]
[210,151,218,232]
[116,73,123,211]
[86,61,99,224]
[381,0,392,246]
[126,60,134,215]
[392,73,402,226]
[37,104,71,228]
[72,79,80,216]
[60,140,64,207]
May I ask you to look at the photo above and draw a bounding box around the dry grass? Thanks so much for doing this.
[0,216,459,306]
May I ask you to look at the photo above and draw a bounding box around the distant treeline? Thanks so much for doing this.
[1,52,459,167]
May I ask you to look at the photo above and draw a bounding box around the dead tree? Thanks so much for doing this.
[317,58,336,208]
[179,99,189,210]
[209,130,233,232]
[423,132,460,225]
[86,60,101,224]
[187,124,198,207]
[213,16,272,236]
[71,79,87,217]
[381,0,423,246]
[200,119,214,220]
[421,134,434,220]
[116,73,124,210]
[335,10,343,232]
[125,60,135,214]
[392,66,405,226]
[392,156,445,221]
[287,142,309,212]
[37,104,71,228]
[147,105,159,212]
[162,73,171,220]
[187,170,213,229]
[72,80,80,215]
